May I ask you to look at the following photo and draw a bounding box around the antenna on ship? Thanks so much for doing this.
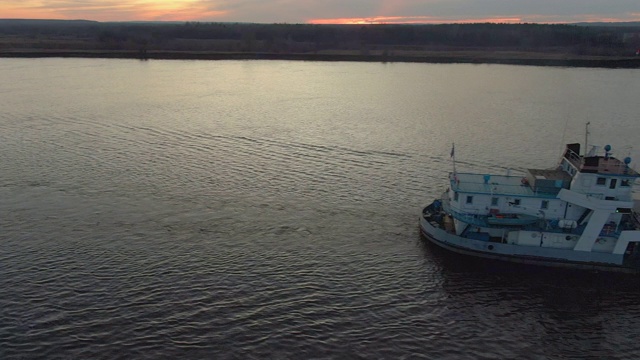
[585,121,591,156]
[450,142,456,176]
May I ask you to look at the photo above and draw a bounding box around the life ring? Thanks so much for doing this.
[521,177,529,185]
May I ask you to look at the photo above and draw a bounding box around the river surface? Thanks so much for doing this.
[2,59,640,359]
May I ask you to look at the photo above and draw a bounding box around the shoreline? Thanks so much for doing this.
[3,50,640,68]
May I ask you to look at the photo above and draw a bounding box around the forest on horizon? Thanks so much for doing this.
[1,19,640,58]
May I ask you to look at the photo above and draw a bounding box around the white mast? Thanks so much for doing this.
[585,121,591,156]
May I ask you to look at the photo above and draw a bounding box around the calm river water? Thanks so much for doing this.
[2,59,640,359]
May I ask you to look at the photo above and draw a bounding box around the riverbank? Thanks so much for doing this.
[2,20,640,68]
[2,49,640,68]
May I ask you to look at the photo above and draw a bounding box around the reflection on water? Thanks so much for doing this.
[1,59,640,359]
[425,241,640,358]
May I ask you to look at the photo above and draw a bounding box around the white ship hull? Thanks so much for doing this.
[419,213,638,273]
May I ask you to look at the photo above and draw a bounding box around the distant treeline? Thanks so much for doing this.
[1,19,640,56]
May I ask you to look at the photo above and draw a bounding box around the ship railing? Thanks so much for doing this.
[449,207,623,239]
[580,163,628,175]
[448,209,491,227]
[450,178,557,198]
[599,228,622,239]
[565,146,637,176]
[564,148,582,168]
[535,220,622,239]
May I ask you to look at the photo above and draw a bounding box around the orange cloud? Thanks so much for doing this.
[308,13,640,25]
[3,1,640,24]
[129,1,228,21]
[1,1,54,19]
[308,16,523,25]
[0,0,228,22]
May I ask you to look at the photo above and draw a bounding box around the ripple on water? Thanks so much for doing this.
[3,60,640,359]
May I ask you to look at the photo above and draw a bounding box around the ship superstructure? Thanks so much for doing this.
[420,142,640,272]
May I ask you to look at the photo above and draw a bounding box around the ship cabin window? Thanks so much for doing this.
[610,179,617,189]
[491,197,499,206]
[513,199,521,206]
[454,192,459,201]
[541,200,549,209]
[466,195,474,204]
[621,179,631,187]
[597,177,606,185]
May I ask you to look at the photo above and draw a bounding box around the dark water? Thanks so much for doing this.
[2,59,640,359]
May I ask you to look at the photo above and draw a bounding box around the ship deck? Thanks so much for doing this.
[451,173,556,198]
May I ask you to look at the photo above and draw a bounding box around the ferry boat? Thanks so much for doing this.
[419,141,640,273]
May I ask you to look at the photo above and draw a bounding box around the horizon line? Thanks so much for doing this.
[2,17,640,26]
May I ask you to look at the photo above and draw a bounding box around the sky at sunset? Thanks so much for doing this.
[1,0,640,24]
